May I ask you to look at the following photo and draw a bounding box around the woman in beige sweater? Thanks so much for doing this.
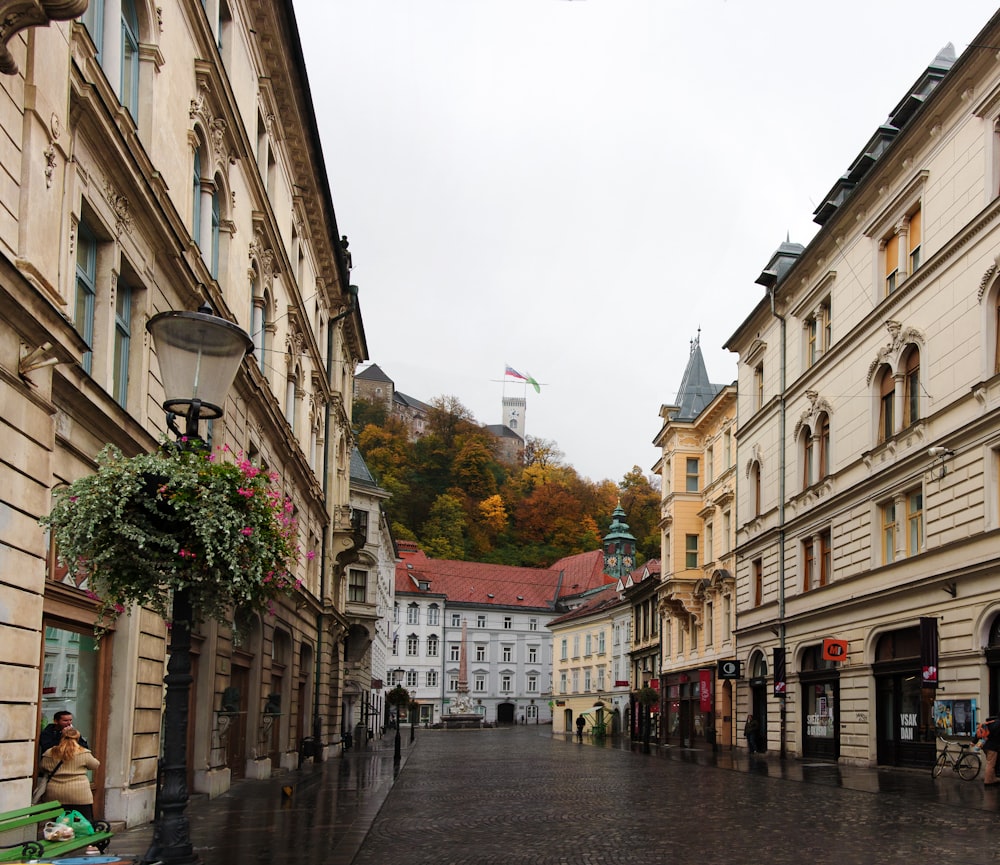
[40,727,99,825]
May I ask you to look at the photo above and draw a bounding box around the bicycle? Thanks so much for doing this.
[932,735,982,780]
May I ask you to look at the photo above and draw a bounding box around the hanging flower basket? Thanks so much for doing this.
[40,441,301,630]
[637,686,659,707]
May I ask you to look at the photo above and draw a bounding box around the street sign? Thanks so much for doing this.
[718,659,742,679]
[822,638,848,661]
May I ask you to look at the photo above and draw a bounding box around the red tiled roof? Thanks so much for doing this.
[547,582,626,627]
[395,547,611,610]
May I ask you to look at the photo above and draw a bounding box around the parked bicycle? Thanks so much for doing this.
[932,735,981,780]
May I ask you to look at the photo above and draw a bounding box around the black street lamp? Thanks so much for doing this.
[141,304,252,865]
[388,670,407,761]
[409,699,417,743]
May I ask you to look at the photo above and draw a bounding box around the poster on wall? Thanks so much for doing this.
[934,699,977,736]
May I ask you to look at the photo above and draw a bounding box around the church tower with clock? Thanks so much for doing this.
[603,503,638,581]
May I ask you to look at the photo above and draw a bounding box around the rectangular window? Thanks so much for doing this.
[113,277,132,407]
[802,539,815,591]
[584,634,592,655]
[348,569,367,603]
[405,670,417,688]
[882,502,897,564]
[705,601,714,646]
[907,490,923,556]
[723,596,732,641]
[879,373,895,442]
[573,635,580,657]
[426,670,438,688]
[807,317,818,366]
[474,675,485,693]
[908,206,921,273]
[407,605,419,625]
[475,645,487,662]
[449,677,458,691]
[686,458,699,493]
[529,618,538,631]
[528,647,538,663]
[560,639,567,661]
[501,674,512,692]
[527,675,537,693]
[819,529,831,587]
[685,534,698,569]
[690,617,698,650]
[503,616,512,630]
[753,558,763,607]
[75,221,97,374]
[559,672,567,694]
[706,446,714,485]
[427,636,439,657]
[428,606,440,626]
[406,636,418,656]
[597,668,605,691]
[821,300,832,352]
[477,614,487,628]
[502,645,512,662]
[451,613,461,627]
[598,632,605,654]
[450,644,460,662]
[584,671,591,691]
[705,523,714,564]
[884,230,899,295]
[754,363,764,410]
[353,509,369,542]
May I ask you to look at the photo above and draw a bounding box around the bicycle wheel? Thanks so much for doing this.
[932,751,948,778]
[958,752,981,780]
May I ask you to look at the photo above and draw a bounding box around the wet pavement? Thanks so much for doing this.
[109,727,1000,865]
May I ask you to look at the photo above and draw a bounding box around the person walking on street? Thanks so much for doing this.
[744,714,760,754]
[982,716,1000,786]
[575,715,585,740]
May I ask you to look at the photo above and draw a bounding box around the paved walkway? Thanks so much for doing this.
[108,728,999,865]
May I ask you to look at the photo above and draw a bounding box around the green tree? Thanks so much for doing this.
[420,493,467,559]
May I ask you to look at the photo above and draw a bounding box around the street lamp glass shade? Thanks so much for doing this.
[147,309,253,419]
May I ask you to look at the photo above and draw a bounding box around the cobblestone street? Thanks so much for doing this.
[113,725,1000,865]
[355,727,1000,865]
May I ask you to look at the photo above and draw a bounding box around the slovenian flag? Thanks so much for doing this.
[505,365,540,393]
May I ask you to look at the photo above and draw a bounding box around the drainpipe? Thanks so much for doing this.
[768,284,788,760]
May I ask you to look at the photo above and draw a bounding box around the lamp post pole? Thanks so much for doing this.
[141,305,252,865]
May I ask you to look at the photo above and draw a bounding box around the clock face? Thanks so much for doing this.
[623,556,633,568]
[606,555,617,567]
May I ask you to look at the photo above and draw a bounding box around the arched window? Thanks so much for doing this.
[210,187,221,279]
[751,462,761,517]
[801,425,813,491]
[878,366,895,442]
[192,149,201,241]
[903,348,920,427]
[121,0,140,120]
[817,414,830,480]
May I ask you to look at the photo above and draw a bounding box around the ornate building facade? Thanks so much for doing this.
[0,0,365,825]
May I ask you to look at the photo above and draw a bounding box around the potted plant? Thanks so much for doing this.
[40,440,302,632]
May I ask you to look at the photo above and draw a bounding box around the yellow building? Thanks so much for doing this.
[549,583,630,737]
[653,337,738,749]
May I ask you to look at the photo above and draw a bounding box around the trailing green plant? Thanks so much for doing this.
[636,686,659,707]
[41,440,302,631]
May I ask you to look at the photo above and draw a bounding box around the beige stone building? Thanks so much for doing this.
[726,13,1000,768]
[653,338,737,750]
[0,0,365,825]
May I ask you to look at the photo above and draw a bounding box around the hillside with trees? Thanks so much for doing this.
[354,395,660,567]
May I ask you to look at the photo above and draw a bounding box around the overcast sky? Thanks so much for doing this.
[296,1,999,484]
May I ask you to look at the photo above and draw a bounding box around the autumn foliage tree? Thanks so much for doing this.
[353,395,658,567]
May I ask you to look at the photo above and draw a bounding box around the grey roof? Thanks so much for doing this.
[394,391,432,412]
[485,424,524,442]
[350,446,384,492]
[356,363,393,383]
[673,338,724,421]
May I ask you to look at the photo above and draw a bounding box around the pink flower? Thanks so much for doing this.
[306,550,316,561]
[237,488,254,498]
[241,527,253,536]
[69,495,78,503]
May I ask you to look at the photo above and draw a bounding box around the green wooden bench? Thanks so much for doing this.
[0,801,113,861]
